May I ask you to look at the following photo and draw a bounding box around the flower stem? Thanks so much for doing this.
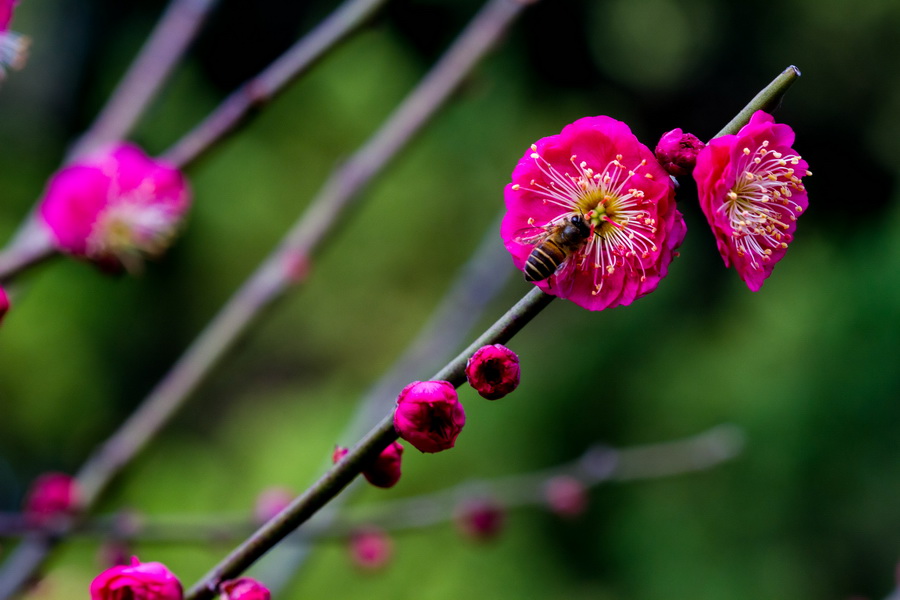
[184,286,555,600]
[714,65,801,138]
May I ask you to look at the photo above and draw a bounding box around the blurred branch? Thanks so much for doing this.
[714,65,801,138]
[0,0,535,596]
[161,0,390,169]
[0,424,744,543]
[66,0,220,161]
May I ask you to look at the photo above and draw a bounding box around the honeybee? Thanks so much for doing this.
[516,214,591,284]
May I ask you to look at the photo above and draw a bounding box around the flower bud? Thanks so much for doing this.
[654,128,705,177]
[544,475,588,518]
[363,441,404,488]
[253,487,293,524]
[465,344,520,400]
[23,472,79,528]
[90,556,183,600]
[393,381,465,453]
[332,445,349,463]
[39,143,191,272]
[454,497,505,541]
[0,285,9,325]
[220,577,270,600]
[348,527,393,571]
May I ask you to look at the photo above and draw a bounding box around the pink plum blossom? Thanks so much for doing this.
[90,556,183,600]
[465,344,520,400]
[39,143,191,272]
[654,128,705,177]
[502,116,686,311]
[219,578,270,600]
[393,380,465,453]
[23,472,79,527]
[0,0,28,80]
[693,111,811,291]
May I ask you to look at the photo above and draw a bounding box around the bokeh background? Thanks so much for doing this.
[2,0,899,597]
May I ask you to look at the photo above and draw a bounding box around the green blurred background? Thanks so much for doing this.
[2,0,899,597]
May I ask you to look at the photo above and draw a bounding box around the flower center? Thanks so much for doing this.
[720,140,810,270]
[87,192,180,270]
[512,148,661,295]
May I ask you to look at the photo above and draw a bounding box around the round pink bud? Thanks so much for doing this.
[348,527,393,571]
[654,128,706,177]
[253,487,293,524]
[220,577,270,600]
[455,497,505,541]
[393,380,465,453]
[90,556,183,600]
[0,286,9,325]
[362,441,404,488]
[39,143,191,272]
[465,344,520,400]
[23,472,79,528]
[544,475,588,518]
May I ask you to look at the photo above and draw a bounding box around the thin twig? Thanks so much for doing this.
[715,65,801,138]
[161,0,390,169]
[0,424,743,543]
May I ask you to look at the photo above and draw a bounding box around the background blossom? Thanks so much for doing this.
[39,143,191,271]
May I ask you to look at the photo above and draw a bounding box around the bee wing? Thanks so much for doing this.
[514,224,551,246]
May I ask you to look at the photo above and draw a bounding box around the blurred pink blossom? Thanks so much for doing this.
[39,143,191,272]
[348,527,393,571]
[219,577,270,600]
[23,472,79,528]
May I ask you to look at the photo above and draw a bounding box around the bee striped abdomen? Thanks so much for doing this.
[525,239,566,282]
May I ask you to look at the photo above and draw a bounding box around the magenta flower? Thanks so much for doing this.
[393,381,465,453]
[90,556,183,600]
[693,110,811,291]
[219,578,270,600]
[454,497,505,541]
[348,527,393,571]
[654,128,705,177]
[0,0,28,80]
[23,472,79,528]
[501,116,686,311]
[465,344,520,400]
[0,285,9,325]
[39,143,191,272]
